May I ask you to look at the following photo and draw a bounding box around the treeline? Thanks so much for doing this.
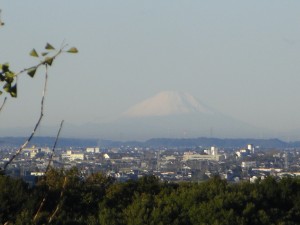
[1,169,300,225]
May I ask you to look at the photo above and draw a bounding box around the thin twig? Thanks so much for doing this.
[0,97,7,113]
[3,65,49,171]
[48,176,68,224]
[33,120,64,222]
[46,120,64,173]
[33,195,47,223]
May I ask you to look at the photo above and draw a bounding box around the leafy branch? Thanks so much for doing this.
[2,43,77,171]
[3,65,49,171]
[0,43,78,98]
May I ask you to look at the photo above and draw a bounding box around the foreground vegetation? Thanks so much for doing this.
[1,168,300,225]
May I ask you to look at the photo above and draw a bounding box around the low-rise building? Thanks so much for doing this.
[86,147,100,153]
[241,161,257,169]
[61,150,85,161]
[183,147,223,162]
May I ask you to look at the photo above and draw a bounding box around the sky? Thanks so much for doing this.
[0,1,300,140]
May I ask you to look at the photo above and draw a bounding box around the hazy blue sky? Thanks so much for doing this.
[1,1,300,139]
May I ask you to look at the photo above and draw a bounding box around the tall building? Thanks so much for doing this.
[247,144,254,154]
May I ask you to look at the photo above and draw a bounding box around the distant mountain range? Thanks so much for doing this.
[1,136,300,149]
[0,137,98,148]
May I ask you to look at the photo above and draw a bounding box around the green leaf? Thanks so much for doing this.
[45,43,55,50]
[27,67,37,78]
[41,52,49,56]
[2,64,9,72]
[10,84,17,98]
[30,49,39,57]
[67,47,78,53]
[3,83,10,92]
[5,71,14,79]
[44,57,54,66]
[4,73,14,84]
[0,91,2,95]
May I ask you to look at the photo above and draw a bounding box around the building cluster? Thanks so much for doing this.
[1,143,300,185]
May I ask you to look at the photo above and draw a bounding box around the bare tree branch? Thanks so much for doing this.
[3,65,49,171]
[46,120,64,173]
[0,96,7,113]
[33,120,64,223]
[32,195,47,223]
[48,176,68,224]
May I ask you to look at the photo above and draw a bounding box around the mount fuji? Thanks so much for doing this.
[122,91,214,117]
[86,91,261,140]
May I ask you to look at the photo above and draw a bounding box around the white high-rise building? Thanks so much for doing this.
[211,146,218,156]
[247,144,254,154]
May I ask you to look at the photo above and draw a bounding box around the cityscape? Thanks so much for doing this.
[2,138,300,186]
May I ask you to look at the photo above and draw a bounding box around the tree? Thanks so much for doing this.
[0,175,30,223]
[0,12,78,224]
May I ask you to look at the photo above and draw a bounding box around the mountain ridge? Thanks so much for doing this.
[0,136,294,149]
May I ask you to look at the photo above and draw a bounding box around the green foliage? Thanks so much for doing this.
[2,172,300,224]
[0,63,17,97]
[45,43,55,50]
[0,175,32,224]
[67,47,78,53]
[29,49,39,58]
[124,193,154,225]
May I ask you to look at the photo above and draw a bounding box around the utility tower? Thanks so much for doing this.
[284,151,289,171]
[156,150,161,171]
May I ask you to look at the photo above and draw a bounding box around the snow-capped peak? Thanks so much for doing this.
[123,91,214,117]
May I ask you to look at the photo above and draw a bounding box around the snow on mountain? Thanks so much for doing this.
[94,90,262,140]
[123,91,214,117]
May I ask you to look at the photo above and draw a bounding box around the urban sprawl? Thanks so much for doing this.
[1,143,300,186]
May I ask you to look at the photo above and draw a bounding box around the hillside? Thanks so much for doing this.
[1,171,300,225]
